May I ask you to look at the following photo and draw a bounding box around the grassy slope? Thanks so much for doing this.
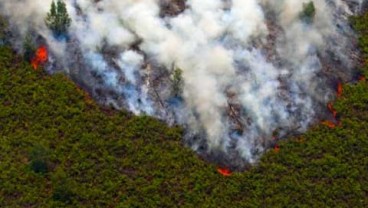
[0,15,367,208]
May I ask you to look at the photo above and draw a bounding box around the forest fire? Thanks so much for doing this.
[322,121,336,128]
[217,168,232,177]
[31,46,48,70]
[337,82,343,97]
[323,93,341,129]
[1,0,362,169]
[274,144,280,153]
[327,102,337,118]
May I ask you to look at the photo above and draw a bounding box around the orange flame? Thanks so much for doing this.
[274,144,280,153]
[217,168,232,176]
[337,82,343,97]
[358,75,366,82]
[327,102,337,118]
[322,121,336,128]
[31,46,48,70]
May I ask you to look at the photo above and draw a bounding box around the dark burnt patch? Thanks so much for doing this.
[159,0,187,17]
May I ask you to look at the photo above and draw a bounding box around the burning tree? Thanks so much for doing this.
[31,46,48,70]
[45,0,71,37]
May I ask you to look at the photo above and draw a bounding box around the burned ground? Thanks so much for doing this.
[159,0,187,17]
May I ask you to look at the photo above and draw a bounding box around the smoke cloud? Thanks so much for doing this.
[0,0,363,169]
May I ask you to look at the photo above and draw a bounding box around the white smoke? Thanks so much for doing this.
[0,0,361,168]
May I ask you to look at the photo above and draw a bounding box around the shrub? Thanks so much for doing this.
[29,145,50,174]
[300,1,316,23]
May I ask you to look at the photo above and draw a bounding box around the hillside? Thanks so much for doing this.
[0,10,367,208]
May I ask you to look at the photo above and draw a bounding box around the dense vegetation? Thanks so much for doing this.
[0,13,367,208]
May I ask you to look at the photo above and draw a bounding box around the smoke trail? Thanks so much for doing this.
[0,0,362,169]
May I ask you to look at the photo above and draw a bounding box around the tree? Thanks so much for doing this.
[299,1,316,23]
[45,0,71,37]
[22,33,36,62]
[171,67,184,97]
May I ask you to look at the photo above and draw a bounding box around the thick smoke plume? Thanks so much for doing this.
[0,0,363,169]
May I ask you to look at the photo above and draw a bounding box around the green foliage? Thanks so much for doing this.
[171,67,183,97]
[29,145,50,174]
[0,11,367,208]
[300,1,316,23]
[45,0,71,37]
[52,175,75,204]
[0,16,9,45]
[22,34,36,62]
[351,13,368,77]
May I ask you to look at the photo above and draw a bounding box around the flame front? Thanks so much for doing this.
[217,168,232,176]
[31,46,48,70]
[274,144,280,153]
[322,121,336,128]
[337,82,343,98]
[327,102,337,118]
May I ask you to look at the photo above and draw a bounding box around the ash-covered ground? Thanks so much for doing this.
[0,0,365,170]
